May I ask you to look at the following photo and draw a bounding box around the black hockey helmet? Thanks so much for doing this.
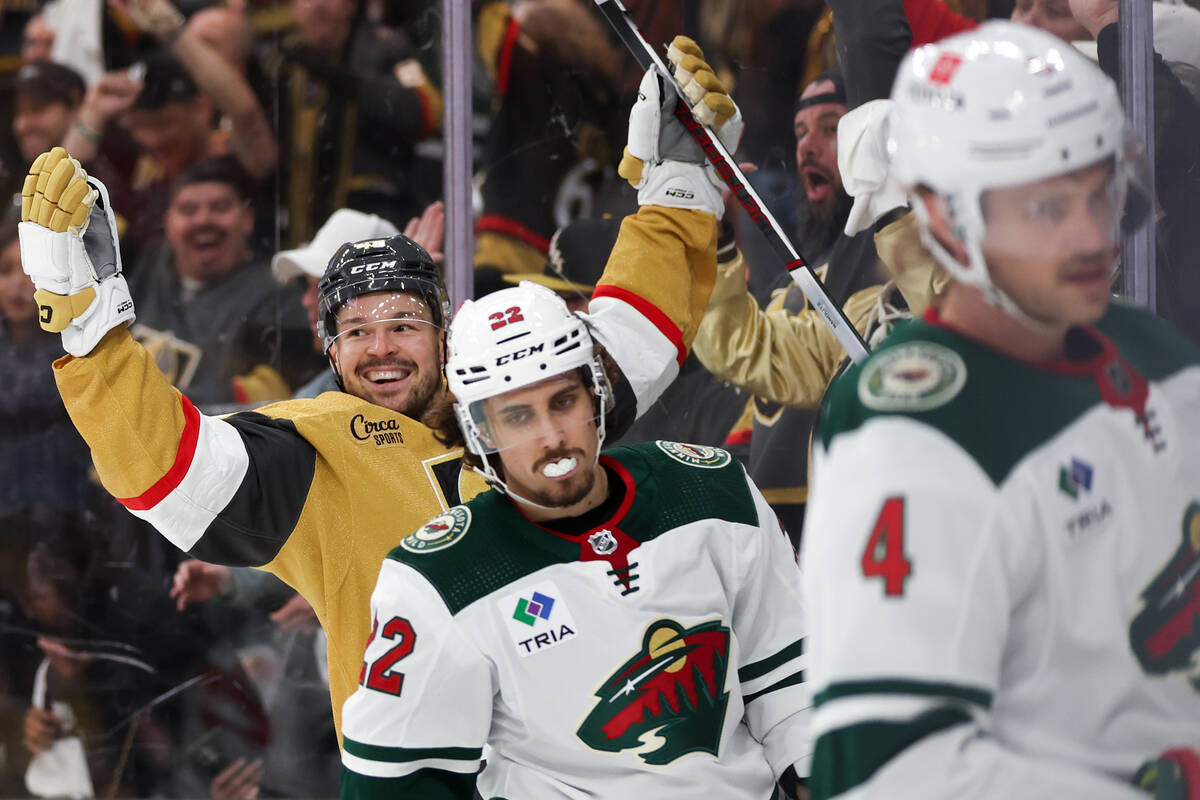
[316,234,450,352]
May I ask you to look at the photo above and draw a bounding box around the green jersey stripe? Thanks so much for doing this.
[341,766,478,800]
[742,669,805,705]
[738,637,805,683]
[813,678,992,710]
[810,708,970,800]
[343,738,482,765]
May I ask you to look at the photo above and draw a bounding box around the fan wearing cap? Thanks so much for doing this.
[692,63,940,545]
[804,22,1200,800]
[342,281,811,799]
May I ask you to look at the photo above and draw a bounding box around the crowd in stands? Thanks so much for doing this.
[2,0,1198,797]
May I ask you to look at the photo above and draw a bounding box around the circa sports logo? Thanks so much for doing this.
[399,506,471,554]
[577,618,730,765]
[350,413,405,447]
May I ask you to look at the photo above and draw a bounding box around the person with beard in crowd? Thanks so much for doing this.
[691,66,924,544]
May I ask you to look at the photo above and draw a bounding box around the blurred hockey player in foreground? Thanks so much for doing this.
[804,20,1200,800]
[340,280,811,799]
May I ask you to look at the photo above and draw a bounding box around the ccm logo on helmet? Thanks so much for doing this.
[348,260,397,275]
[496,343,544,365]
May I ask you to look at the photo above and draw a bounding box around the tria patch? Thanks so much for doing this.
[577,618,731,764]
[499,580,579,658]
[655,441,732,469]
[400,506,471,554]
[857,342,967,412]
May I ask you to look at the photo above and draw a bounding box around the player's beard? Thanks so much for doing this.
[798,184,854,259]
[521,447,596,509]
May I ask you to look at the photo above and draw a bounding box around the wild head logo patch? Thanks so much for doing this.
[1130,502,1200,690]
[858,342,966,412]
[400,506,470,554]
[577,619,730,764]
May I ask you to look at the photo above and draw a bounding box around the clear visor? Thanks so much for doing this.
[327,292,443,352]
[464,372,604,475]
[977,149,1144,277]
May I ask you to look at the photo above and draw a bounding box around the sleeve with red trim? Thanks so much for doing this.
[52,326,316,567]
[586,205,717,420]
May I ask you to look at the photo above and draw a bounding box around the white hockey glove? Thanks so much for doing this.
[838,99,908,236]
[619,35,743,219]
[19,147,135,357]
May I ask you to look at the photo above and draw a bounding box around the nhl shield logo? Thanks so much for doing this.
[400,506,471,554]
[655,441,732,469]
[588,529,617,555]
[577,618,731,765]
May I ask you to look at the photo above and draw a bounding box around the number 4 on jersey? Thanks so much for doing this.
[861,497,912,597]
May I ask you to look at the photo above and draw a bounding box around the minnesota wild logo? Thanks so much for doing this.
[655,441,732,469]
[858,342,967,412]
[1130,502,1200,689]
[400,506,471,554]
[577,619,730,764]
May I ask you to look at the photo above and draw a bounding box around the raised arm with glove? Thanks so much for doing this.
[19,147,133,357]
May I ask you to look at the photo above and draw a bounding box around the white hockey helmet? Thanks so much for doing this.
[446,281,612,487]
[888,20,1149,311]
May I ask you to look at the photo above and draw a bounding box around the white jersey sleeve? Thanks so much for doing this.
[731,470,813,779]
[341,559,494,800]
[803,418,1143,800]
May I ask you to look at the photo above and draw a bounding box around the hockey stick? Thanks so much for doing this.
[594,0,870,364]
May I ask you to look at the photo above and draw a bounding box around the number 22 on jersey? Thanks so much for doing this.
[861,496,912,597]
[359,615,417,695]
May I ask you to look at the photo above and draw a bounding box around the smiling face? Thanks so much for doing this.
[165,180,254,284]
[327,291,445,419]
[480,371,605,515]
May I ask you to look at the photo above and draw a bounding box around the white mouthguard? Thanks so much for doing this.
[542,457,577,478]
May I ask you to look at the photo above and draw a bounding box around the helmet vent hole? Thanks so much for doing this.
[1061,148,1070,161]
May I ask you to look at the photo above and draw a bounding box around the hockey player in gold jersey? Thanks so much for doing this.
[16,35,741,740]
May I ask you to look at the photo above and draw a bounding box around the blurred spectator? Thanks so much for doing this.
[127,157,320,407]
[693,54,925,544]
[472,0,629,294]
[1011,0,1090,40]
[271,207,402,397]
[20,15,56,65]
[0,213,93,518]
[12,62,86,167]
[186,5,256,74]
[266,0,442,246]
[18,517,269,799]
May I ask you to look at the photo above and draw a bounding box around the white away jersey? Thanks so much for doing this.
[340,441,810,799]
[804,304,1200,800]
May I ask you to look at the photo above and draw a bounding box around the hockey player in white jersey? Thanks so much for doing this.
[804,20,1200,800]
[339,280,811,799]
